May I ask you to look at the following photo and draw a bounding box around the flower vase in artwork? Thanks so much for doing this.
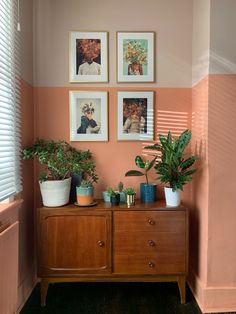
[128,62,143,75]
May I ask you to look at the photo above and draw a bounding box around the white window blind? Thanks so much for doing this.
[0,0,22,201]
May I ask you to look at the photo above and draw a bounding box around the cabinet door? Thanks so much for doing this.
[114,210,187,274]
[38,211,111,275]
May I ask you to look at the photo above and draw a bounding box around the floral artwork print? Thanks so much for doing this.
[76,39,101,75]
[123,39,148,75]
[123,98,148,134]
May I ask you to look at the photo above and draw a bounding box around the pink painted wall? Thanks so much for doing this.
[19,79,36,310]
[190,73,236,314]
[34,87,192,206]
[17,0,36,311]
[189,75,209,309]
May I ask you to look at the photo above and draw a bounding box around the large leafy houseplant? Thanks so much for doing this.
[22,139,98,207]
[145,129,197,192]
[22,139,98,183]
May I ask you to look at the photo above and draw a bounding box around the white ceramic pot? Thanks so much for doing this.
[164,187,181,207]
[102,191,110,203]
[39,177,71,207]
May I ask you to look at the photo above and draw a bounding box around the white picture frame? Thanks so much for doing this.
[117,91,154,141]
[69,31,108,83]
[117,31,155,83]
[70,91,108,141]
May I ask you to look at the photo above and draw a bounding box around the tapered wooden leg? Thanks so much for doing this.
[177,276,186,304]
[40,279,49,306]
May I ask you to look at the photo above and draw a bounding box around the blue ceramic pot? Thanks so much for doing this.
[110,194,120,206]
[140,183,157,203]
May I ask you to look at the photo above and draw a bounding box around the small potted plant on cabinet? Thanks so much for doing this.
[145,129,197,206]
[124,187,136,207]
[107,187,120,206]
[76,180,95,206]
[22,139,98,207]
[117,181,126,203]
[102,182,125,203]
[125,155,157,202]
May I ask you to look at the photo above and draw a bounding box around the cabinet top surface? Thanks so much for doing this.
[38,200,186,212]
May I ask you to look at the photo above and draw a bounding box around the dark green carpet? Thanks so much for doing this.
[20,282,202,314]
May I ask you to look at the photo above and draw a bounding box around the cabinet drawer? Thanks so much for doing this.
[114,253,186,274]
[114,232,186,254]
[114,210,186,233]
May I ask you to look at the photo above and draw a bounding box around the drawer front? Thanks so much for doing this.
[114,253,186,274]
[114,210,186,233]
[114,232,186,254]
[113,210,187,275]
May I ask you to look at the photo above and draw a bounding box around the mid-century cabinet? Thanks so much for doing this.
[37,200,188,306]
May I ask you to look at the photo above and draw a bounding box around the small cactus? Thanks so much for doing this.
[118,181,124,193]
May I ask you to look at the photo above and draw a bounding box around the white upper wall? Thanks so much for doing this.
[33,0,193,87]
[20,0,33,84]
[210,0,236,74]
[192,0,210,86]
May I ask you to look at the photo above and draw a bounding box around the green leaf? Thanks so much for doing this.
[180,156,197,170]
[125,170,144,177]
[146,157,157,171]
[135,156,145,168]
[175,129,191,154]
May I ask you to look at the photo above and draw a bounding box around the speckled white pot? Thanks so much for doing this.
[39,177,71,207]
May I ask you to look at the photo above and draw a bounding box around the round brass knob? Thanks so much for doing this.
[148,219,155,225]
[97,240,105,247]
[148,240,155,246]
[148,261,155,268]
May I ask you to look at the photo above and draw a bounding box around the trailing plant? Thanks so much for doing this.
[145,129,197,192]
[22,139,98,183]
[125,155,157,185]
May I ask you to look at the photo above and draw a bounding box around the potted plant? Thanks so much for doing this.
[107,187,120,206]
[22,139,98,207]
[125,155,157,202]
[102,182,125,203]
[76,180,95,206]
[124,187,136,207]
[117,181,126,203]
[145,129,197,206]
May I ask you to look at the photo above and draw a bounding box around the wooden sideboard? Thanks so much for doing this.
[37,200,188,306]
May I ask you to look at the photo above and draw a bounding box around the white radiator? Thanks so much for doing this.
[0,221,19,314]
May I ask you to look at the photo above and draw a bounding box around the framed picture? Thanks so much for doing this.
[70,91,108,141]
[117,31,155,82]
[69,31,108,83]
[117,91,154,141]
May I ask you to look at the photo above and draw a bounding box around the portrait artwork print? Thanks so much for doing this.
[70,91,108,141]
[117,91,154,141]
[69,32,108,82]
[117,32,155,82]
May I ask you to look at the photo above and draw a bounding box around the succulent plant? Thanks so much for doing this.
[107,187,118,197]
[118,181,124,193]
[124,187,135,195]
